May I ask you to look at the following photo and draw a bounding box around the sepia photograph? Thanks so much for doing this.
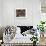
[16,9,26,17]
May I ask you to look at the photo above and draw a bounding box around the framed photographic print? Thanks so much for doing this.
[16,8,26,17]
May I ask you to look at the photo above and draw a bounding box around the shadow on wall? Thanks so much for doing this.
[0,26,5,40]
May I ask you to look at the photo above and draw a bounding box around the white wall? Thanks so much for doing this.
[2,0,41,27]
[0,0,2,26]
[32,0,41,28]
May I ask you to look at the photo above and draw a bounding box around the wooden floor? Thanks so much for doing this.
[1,37,46,46]
[1,43,33,46]
[40,37,46,45]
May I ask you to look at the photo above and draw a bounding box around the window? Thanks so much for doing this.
[41,0,46,13]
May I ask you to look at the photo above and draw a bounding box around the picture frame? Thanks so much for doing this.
[15,8,27,18]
